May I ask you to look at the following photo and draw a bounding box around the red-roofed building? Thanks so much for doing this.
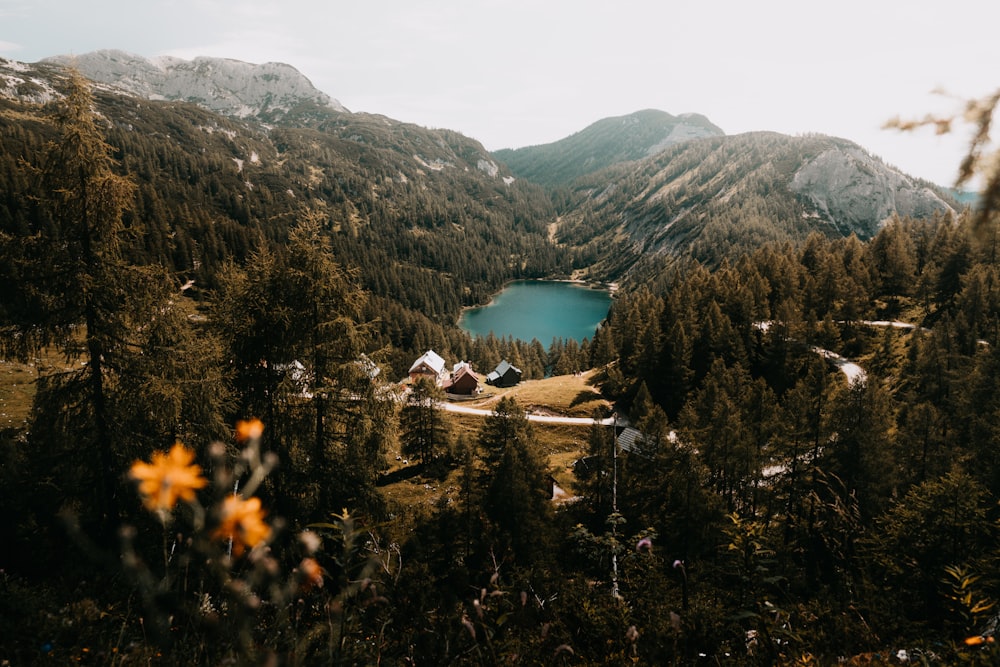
[444,361,481,396]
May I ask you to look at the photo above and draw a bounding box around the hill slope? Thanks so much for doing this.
[0,54,959,312]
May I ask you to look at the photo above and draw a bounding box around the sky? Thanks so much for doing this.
[1,0,997,188]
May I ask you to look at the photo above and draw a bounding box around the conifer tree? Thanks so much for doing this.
[575,411,616,526]
[1,69,188,536]
[478,397,554,565]
[868,468,997,630]
[284,214,368,467]
[823,378,897,520]
[213,212,395,518]
[589,323,617,368]
[211,246,295,433]
[678,359,759,513]
[870,217,918,312]
[400,376,450,464]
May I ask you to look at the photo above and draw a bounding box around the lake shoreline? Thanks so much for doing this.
[458,279,613,345]
[458,277,615,318]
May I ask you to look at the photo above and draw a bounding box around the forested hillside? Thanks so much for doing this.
[555,132,957,279]
[0,60,583,378]
[582,212,1000,663]
[3,62,1000,665]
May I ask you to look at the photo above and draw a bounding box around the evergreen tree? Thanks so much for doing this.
[618,407,722,590]
[773,355,831,545]
[478,397,554,565]
[823,378,897,520]
[1,70,199,538]
[211,213,395,519]
[575,411,616,528]
[400,376,451,464]
[870,217,918,314]
[678,360,760,513]
[867,468,997,631]
[589,323,618,367]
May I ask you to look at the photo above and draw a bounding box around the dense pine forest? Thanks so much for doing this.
[4,67,1000,665]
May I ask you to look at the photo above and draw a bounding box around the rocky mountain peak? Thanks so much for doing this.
[40,49,347,121]
[789,141,955,238]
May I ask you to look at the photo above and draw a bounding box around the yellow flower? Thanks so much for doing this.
[235,418,264,443]
[214,494,271,555]
[129,442,208,512]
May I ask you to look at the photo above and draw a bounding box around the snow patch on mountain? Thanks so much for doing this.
[0,57,60,104]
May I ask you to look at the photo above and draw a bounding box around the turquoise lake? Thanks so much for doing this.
[458,280,612,346]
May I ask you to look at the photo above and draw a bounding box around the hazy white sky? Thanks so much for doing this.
[1,0,996,187]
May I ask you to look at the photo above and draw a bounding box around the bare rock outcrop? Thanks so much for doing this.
[790,145,954,237]
[41,50,346,121]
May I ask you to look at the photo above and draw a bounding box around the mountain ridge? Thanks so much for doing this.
[493,109,725,188]
[554,130,957,278]
[41,49,347,123]
[0,55,568,346]
[0,51,960,286]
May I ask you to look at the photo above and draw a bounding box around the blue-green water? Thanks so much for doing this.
[459,280,612,345]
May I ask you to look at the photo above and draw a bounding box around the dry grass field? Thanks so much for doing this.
[0,350,77,436]
[0,358,36,433]
[379,369,612,520]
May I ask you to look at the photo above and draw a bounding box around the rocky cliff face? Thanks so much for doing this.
[790,144,954,238]
[40,50,346,121]
[643,113,725,156]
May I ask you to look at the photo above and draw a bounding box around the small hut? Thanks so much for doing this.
[486,360,522,388]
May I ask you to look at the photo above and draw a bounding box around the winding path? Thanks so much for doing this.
[819,320,930,385]
[438,401,614,425]
[813,347,867,385]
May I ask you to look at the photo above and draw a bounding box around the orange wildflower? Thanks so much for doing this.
[965,635,995,646]
[235,418,264,443]
[298,557,324,591]
[214,494,271,555]
[129,442,208,512]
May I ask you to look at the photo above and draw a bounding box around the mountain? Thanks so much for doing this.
[555,131,956,277]
[0,52,960,299]
[493,109,725,188]
[40,50,347,123]
[0,55,571,364]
